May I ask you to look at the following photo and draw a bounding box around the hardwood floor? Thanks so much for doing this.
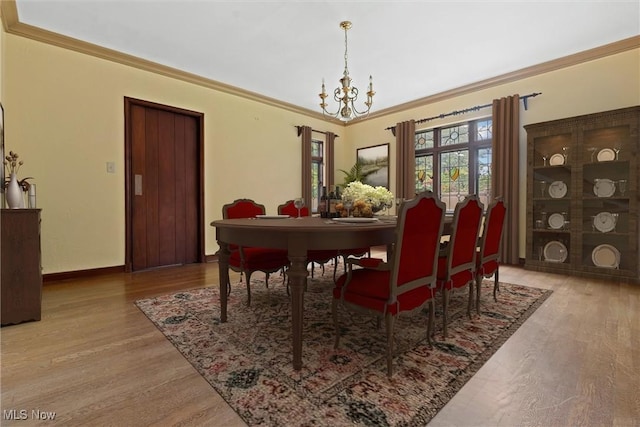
[1,260,638,426]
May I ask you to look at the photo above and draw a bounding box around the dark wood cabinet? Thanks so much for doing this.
[1,209,42,325]
[524,106,639,283]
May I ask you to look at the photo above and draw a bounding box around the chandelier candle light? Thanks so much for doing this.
[319,21,374,122]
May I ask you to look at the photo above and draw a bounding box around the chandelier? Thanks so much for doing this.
[319,21,375,122]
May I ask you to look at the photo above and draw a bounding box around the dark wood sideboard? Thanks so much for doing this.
[1,209,42,326]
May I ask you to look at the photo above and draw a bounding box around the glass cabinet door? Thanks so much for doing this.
[581,125,633,273]
[530,133,573,266]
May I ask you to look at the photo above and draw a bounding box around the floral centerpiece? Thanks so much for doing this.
[337,181,394,218]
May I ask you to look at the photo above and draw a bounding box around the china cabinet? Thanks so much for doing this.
[1,209,43,325]
[525,106,639,283]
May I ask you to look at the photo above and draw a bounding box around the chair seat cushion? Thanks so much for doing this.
[436,256,474,289]
[230,247,289,271]
[307,249,339,263]
[477,259,498,277]
[340,247,370,257]
[334,268,436,315]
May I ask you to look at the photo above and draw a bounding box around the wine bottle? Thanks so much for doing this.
[334,186,342,218]
[328,189,337,218]
[319,186,328,218]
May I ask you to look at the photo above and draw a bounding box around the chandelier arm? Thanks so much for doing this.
[350,103,372,117]
[348,88,372,116]
[320,96,344,118]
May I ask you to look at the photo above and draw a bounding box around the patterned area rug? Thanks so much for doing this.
[136,270,551,426]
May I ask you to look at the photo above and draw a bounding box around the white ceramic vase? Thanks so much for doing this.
[5,173,24,209]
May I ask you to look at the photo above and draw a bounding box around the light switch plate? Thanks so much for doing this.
[106,162,116,173]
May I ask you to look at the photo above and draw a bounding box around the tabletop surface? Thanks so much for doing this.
[211,215,399,231]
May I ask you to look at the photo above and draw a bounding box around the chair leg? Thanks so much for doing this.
[332,298,341,349]
[332,257,340,283]
[265,272,270,288]
[385,314,395,377]
[245,271,253,306]
[493,269,500,301]
[443,287,449,339]
[476,276,482,314]
[427,299,434,347]
[467,282,474,319]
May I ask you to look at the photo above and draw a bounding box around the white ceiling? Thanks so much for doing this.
[14,1,640,115]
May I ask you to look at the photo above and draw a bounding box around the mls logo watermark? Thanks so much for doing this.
[3,409,56,421]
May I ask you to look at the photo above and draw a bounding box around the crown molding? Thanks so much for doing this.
[1,1,330,122]
[359,35,640,124]
[2,0,638,127]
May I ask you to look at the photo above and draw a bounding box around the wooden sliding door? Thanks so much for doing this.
[125,97,204,271]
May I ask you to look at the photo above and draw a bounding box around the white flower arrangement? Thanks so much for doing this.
[341,181,394,209]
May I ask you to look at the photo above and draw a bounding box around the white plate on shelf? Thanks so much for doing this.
[548,213,565,229]
[548,181,567,199]
[596,148,616,162]
[255,214,290,219]
[543,241,568,263]
[549,153,565,166]
[332,217,380,223]
[593,179,616,198]
[592,244,620,269]
[593,212,616,233]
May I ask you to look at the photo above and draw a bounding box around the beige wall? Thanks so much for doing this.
[3,32,344,274]
[345,48,640,257]
[2,22,639,274]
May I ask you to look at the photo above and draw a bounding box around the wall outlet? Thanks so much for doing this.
[106,161,116,173]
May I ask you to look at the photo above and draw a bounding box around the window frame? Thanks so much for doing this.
[414,117,492,211]
[311,139,324,213]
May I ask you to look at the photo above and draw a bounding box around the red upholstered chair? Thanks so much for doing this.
[436,195,484,338]
[222,199,290,306]
[332,191,446,377]
[278,200,338,278]
[475,198,507,309]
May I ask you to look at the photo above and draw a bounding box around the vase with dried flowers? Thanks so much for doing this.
[4,151,32,209]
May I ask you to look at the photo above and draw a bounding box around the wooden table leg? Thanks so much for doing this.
[287,253,307,371]
[217,242,230,323]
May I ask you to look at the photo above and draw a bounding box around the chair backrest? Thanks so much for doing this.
[277,200,310,217]
[478,198,507,264]
[222,198,265,219]
[446,195,484,277]
[389,191,446,301]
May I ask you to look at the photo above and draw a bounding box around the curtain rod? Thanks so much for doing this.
[295,126,340,138]
[386,92,542,134]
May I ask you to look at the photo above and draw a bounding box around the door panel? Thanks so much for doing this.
[158,110,176,266]
[127,99,203,271]
[131,104,148,270]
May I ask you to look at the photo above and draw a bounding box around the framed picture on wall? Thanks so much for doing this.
[357,143,389,189]
[1,102,4,196]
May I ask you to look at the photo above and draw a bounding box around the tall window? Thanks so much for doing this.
[311,139,324,213]
[415,118,492,211]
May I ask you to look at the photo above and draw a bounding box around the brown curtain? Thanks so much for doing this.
[395,120,415,199]
[326,132,336,191]
[301,125,312,205]
[492,95,520,265]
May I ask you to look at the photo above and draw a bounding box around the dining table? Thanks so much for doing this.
[211,215,399,370]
